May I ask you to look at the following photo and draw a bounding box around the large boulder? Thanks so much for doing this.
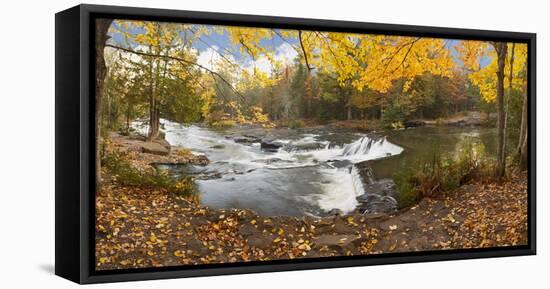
[141,141,170,156]
[153,138,171,151]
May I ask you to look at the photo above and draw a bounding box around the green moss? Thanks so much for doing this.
[102,149,197,196]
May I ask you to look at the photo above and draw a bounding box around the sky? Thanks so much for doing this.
[107,21,491,75]
[192,28,299,74]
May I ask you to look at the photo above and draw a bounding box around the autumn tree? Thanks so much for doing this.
[458,41,528,176]
[95,18,113,187]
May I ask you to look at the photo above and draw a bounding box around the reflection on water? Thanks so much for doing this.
[370,126,497,179]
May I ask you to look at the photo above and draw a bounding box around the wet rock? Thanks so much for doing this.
[260,140,283,152]
[356,179,399,201]
[356,197,398,215]
[232,135,261,144]
[355,162,376,184]
[195,172,222,180]
[210,144,225,149]
[327,159,353,168]
[366,179,398,196]
[285,142,326,152]
[252,158,292,165]
[356,194,379,203]
[354,171,399,215]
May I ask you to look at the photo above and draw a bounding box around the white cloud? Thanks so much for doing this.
[243,43,299,75]
[196,46,223,71]
[276,43,298,65]
[194,42,298,78]
[246,56,272,74]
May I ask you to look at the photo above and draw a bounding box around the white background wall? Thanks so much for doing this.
[0,0,547,287]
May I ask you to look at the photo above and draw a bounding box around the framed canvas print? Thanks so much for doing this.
[55,4,536,284]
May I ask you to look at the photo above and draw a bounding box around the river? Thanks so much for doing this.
[139,120,496,217]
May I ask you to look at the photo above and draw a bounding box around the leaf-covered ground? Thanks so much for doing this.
[95,171,528,270]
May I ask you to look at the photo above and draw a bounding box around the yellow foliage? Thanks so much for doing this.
[458,41,528,103]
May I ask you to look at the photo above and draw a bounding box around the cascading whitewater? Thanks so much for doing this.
[137,119,404,216]
[339,136,404,163]
[350,165,367,197]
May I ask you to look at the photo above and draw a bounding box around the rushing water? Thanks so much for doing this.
[139,120,496,217]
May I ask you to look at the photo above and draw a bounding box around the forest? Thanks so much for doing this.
[94,19,529,270]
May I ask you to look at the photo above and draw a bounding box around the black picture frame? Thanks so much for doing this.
[55,4,536,284]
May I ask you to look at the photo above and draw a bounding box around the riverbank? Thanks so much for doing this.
[96,140,527,270]
[274,111,492,132]
[105,132,209,170]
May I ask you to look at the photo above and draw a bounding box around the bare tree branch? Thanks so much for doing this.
[298,30,314,72]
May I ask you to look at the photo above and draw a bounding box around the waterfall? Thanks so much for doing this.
[138,119,405,216]
[350,165,366,197]
[339,136,404,163]
[342,136,373,156]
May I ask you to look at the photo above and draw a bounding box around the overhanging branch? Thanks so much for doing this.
[298,30,313,72]
[105,44,249,105]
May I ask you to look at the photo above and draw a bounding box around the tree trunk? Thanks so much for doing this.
[516,68,528,170]
[517,93,527,154]
[517,88,528,170]
[347,106,352,120]
[519,129,528,169]
[148,48,161,141]
[126,105,131,134]
[494,42,507,179]
[502,43,514,171]
[95,18,113,188]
